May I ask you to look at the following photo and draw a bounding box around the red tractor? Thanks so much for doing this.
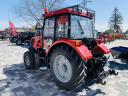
[23,5,118,90]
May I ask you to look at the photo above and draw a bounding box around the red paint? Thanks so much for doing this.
[57,16,68,24]
[44,8,49,14]
[76,45,93,60]
[94,43,110,54]
[32,36,42,49]
[47,39,92,61]
[96,39,102,44]
[44,8,93,19]
[9,21,17,37]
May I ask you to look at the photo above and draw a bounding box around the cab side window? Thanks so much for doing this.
[56,15,69,38]
[44,18,55,38]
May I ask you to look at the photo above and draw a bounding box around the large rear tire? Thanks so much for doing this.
[50,46,86,90]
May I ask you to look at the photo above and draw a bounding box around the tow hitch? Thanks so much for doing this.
[96,69,118,85]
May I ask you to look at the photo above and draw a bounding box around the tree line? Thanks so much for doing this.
[107,7,123,35]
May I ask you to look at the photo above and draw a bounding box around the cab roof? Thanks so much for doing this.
[43,5,95,19]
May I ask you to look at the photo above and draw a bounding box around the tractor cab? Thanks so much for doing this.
[34,5,95,51]
[24,5,118,90]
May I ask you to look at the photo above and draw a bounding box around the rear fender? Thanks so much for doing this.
[94,43,110,54]
[47,39,93,61]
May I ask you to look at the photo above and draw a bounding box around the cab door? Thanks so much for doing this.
[43,17,55,51]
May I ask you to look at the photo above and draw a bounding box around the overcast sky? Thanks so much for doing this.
[0,0,128,32]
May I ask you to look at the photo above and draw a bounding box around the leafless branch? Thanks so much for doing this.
[13,0,65,26]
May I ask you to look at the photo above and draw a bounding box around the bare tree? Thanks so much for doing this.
[13,0,65,27]
[109,7,123,35]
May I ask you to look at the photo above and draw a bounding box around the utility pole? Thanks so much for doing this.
[82,0,92,8]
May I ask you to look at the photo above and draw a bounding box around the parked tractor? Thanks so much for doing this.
[10,32,35,45]
[23,5,118,90]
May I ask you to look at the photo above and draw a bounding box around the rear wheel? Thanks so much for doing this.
[10,37,17,43]
[10,38,14,43]
[13,38,17,43]
[16,39,22,45]
[50,46,87,90]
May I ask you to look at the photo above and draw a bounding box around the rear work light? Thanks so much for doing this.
[87,12,94,18]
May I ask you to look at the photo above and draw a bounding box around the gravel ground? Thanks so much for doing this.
[0,40,128,96]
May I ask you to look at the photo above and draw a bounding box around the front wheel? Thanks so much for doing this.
[50,46,86,90]
[24,51,34,69]
[24,50,41,69]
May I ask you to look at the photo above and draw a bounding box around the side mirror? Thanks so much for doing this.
[35,19,44,36]
[35,23,42,30]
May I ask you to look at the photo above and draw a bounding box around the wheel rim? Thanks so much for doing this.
[53,55,72,83]
[17,40,21,44]
[25,55,30,66]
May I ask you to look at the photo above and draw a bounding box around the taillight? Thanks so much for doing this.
[97,39,102,44]
[75,41,82,46]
